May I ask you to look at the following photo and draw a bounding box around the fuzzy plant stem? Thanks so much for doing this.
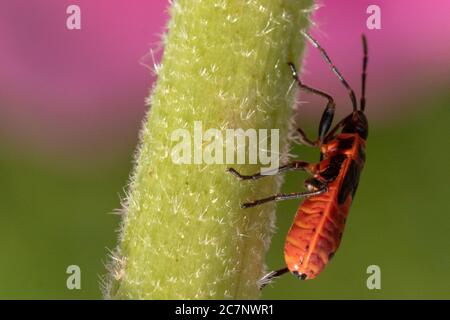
[105,0,313,299]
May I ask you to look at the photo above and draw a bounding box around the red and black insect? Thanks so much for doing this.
[227,32,369,286]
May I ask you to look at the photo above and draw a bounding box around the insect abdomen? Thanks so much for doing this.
[284,184,352,279]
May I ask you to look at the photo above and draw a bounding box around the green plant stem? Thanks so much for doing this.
[105,0,313,299]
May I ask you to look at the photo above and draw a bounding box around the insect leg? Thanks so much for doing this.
[296,127,317,147]
[257,267,289,289]
[323,117,347,141]
[289,62,335,143]
[227,161,315,181]
[241,187,327,209]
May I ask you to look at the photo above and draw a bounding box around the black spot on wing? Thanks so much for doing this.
[358,144,366,162]
[337,137,355,150]
[320,154,346,182]
[338,160,362,204]
[352,179,360,199]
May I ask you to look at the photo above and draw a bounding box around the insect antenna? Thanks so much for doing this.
[302,31,358,112]
[360,34,368,111]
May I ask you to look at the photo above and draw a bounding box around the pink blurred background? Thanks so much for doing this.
[0,0,449,159]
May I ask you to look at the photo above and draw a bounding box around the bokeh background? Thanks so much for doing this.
[0,0,449,299]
